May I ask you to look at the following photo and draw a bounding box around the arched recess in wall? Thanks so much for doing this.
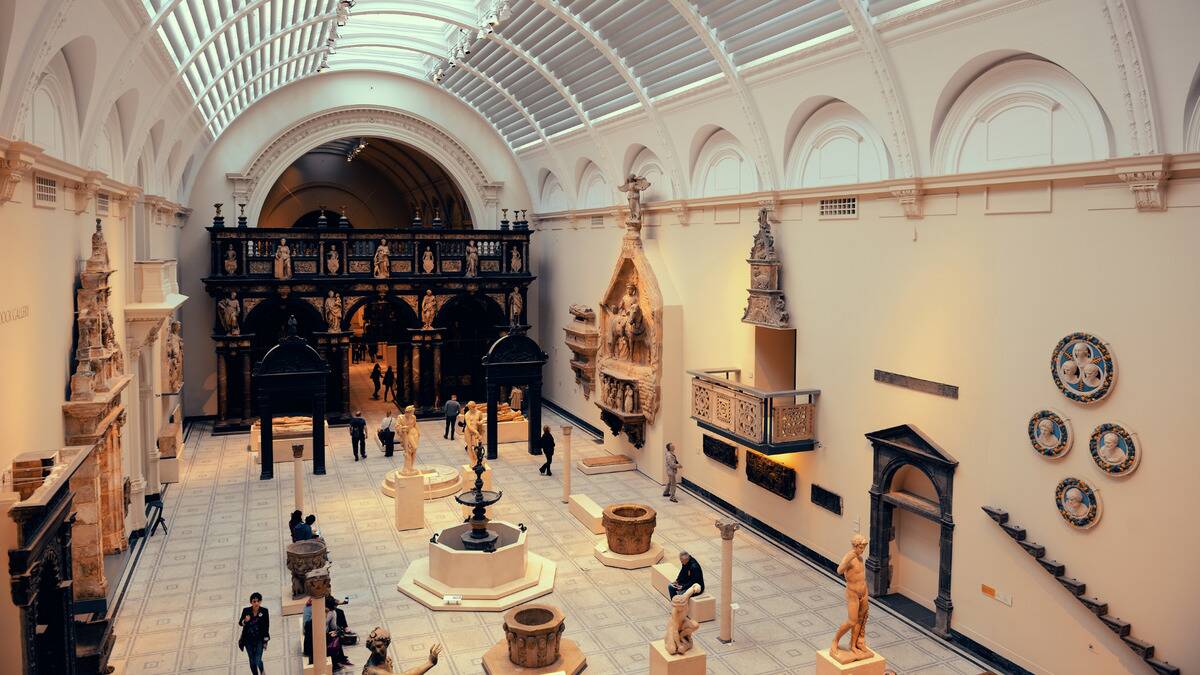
[240,107,492,228]
[94,126,116,179]
[624,145,671,202]
[59,36,97,137]
[1185,62,1200,152]
[786,100,893,188]
[577,160,610,209]
[932,58,1113,175]
[115,89,139,156]
[690,127,759,198]
[0,1,14,94]
[23,51,80,162]
[539,170,569,212]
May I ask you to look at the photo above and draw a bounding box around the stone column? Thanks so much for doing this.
[259,396,274,480]
[312,393,326,475]
[241,350,252,420]
[340,343,351,414]
[140,353,161,499]
[560,426,572,504]
[292,444,305,510]
[306,567,331,675]
[715,518,740,643]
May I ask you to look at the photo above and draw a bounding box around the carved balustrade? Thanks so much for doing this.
[689,368,819,455]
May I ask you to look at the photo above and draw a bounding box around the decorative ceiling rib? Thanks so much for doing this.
[137,0,934,151]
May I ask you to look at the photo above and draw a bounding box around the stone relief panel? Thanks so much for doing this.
[702,435,738,469]
[746,451,796,500]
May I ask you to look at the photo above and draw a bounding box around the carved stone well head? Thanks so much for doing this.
[602,503,657,555]
[503,604,565,668]
[286,539,328,596]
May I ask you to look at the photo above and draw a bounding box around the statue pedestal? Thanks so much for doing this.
[593,541,664,570]
[649,640,706,675]
[394,473,425,531]
[815,649,887,675]
[461,463,493,517]
[481,638,587,674]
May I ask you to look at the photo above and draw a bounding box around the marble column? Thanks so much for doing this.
[715,518,740,643]
[292,444,305,510]
[306,567,331,675]
[560,426,572,504]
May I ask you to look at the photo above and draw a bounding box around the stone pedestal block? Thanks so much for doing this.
[594,541,664,570]
[649,639,706,675]
[815,649,887,675]
[394,472,425,531]
[568,494,604,534]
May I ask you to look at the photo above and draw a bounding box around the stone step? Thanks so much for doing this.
[981,506,1009,524]
[1146,657,1181,675]
[1055,576,1085,595]
[1100,614,1131,637]
[1000,522,1026,541]
[1122,635,1154,659]
[1018,540,1045,558]
[1079,596,1108,616]
[1036,558,1065,576]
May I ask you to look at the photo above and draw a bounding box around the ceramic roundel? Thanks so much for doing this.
[1055,477,1102,530]
[1050,333,1116,404]
[1028,409,1072,458]
[1089,422,1139,477]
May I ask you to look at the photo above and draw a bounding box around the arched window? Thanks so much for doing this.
[787,101,892,187]
[539,171,569,212]
[627,146,671,202]
[692,129,758,198]
[577,161,610,209]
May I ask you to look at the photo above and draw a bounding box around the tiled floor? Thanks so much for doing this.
[110,364,992,675]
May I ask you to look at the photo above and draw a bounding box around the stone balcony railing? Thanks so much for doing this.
[689,368,819,455]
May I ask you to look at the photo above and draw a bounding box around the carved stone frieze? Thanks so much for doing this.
[745,451,796,500]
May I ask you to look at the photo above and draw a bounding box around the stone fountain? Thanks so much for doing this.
[397,453,556,611]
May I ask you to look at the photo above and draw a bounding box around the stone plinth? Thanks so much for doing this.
[503,605,564,667]
[815,649,887,675]
[393,472,425,531]
[482,639,586,675]
[488,419,526,444]
[568,494,604,534]
[594,540,664,570]
[381,465,462,500]
[602,503,656,554]
[578,454,635,475]
[649,639,706,675]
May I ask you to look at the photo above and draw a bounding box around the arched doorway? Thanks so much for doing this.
[343,295,420,411]
[436,293,505,405]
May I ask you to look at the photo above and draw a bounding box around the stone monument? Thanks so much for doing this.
[595,502,664,569]
[398,405,421,476]
[649,582,707,675]
[741,208,790,328]
[817,533,887,674]
[481,604,586,674]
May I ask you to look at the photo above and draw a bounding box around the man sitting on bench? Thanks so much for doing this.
[669,551,704,599]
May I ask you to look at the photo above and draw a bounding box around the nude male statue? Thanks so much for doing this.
[831,534,873,663]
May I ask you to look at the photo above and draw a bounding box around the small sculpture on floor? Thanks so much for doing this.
[399,405,421,476]
[831,534,873,664]
[362,627,441,675]
[664,582,701,655]
[274,238,293,279]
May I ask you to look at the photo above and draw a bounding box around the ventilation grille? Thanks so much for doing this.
[34,176,58,206]
[819,197,857,217]
[591,215,604,227]
[97,192,110,215]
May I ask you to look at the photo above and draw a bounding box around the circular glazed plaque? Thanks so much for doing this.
[1028,409,1072,459]
[1089,422,1139,477]
[1055,477,1102,530]
[1050,333,1116,404]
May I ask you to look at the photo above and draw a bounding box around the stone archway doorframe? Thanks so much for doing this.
[226,106,504,227]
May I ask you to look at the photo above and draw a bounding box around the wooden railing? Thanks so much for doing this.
[689,368,819,454]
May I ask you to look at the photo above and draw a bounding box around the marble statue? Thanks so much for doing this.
[510,246,523,273]
[327,248,340,275]
[509,386,523,411]
[223,244,238,275]
[218,291,241,335]
[362,627,441,675]
[465,241,479,277]
[618,174,651,223]
[606,280,645,361]
[831,534,873,664]
[165,320,183,392]
[663,582,701,655]
[422,247,435,274]
[421,290,436,329]
[274,238,293,279]
[399,405,421,476]
[463,402,483,462]
[374,239,391,278]
[324,291,343,331]
[508,287,523,326]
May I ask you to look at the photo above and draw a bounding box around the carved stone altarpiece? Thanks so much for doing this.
[594,176,663,448]
[742,208,790,329]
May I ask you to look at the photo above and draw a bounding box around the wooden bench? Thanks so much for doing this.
[568,494,605,534]
[650,562,715,623]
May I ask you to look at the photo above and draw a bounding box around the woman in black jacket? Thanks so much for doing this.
[538,426,555,476]
[238,592,270,674]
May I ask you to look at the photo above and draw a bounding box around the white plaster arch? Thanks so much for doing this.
[933,59,1112,175]
[787,101,892,188]
[240,106,493,227]
[94,126,116,179]
[626,146,671,202]
[1186,63,1200,152]
[23,53,78,162]
[692,128,759,198]
[577,161,611,209]
[539,170,569,213]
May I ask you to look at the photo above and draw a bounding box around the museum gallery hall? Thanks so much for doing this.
[0,1,1196,674]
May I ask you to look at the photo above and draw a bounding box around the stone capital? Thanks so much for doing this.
[1115,165,1168,212]
[226,172,255,204]
[70,170,107,214]
[560,425,572,436]
[891,183,923,219]
[671,203,690,225]
[0,141,42,205]
[478,180,504,206]
[715,518,740,540]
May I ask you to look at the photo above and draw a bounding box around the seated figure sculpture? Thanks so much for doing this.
[831,534,873,663]
[664,583,702,655]
[362,628,441,675]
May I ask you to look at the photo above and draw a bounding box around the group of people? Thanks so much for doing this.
[369,362,396,401]
[288,510,321,542]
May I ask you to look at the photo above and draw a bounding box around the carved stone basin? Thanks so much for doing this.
[503,604,565,668]
[286,539,328,597]
[602,503,656,555]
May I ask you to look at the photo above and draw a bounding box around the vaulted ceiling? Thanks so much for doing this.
[140,0,930,149]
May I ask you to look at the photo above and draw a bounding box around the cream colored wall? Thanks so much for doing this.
[533,181,1200,674]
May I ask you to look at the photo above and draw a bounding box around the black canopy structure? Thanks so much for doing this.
[481,329,548,461]
[252,317,330,479]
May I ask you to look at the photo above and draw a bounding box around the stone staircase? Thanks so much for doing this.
[982,506,1180,675]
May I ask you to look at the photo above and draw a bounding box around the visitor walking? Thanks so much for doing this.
[369,363,382,400]
[378,409,396,457]
[538,425,555,476]
[382,366,395,402]
[237,592,270,675]
[349,410,367,460]
[443,394,461,440]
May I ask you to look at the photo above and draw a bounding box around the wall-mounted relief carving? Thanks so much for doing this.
[1089,422,1139,477]
[1028,409,1072,459]
[742,208,790,329]
[702,434,738,469]
[1051,332,1116,404]
[745,450,795,500]
[1055,477,1102,530]
[563,304,599,399]
[594,176,663,448]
